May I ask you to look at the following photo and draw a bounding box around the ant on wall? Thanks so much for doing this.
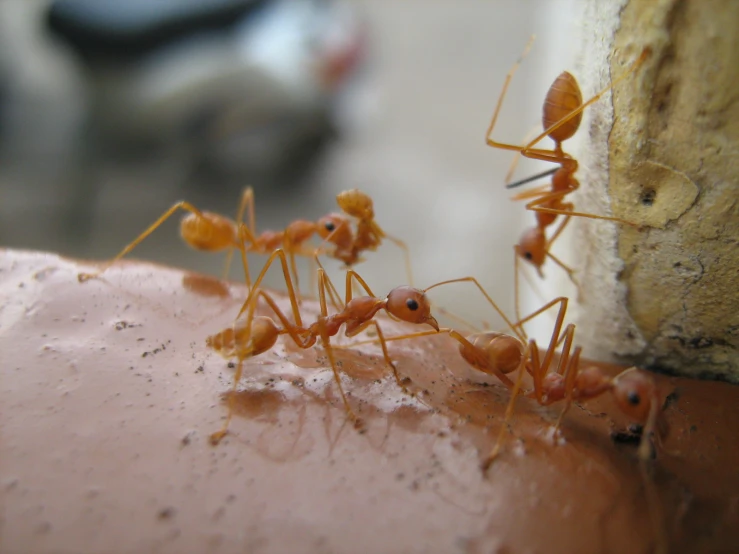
[206,248,435,445]
[484,37,651,316]
[77,187,413,294]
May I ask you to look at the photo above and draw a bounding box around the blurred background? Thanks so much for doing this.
[0,0,581,334]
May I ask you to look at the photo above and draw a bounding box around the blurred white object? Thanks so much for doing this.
[45,0,366,176]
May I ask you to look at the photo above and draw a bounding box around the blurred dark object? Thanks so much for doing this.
[45,0,366,178]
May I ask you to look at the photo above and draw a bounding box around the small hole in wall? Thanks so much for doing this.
[640,188,656,206]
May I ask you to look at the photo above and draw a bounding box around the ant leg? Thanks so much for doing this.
[504,123,542,184]
[371,320,407,388]
[542,212,583,297]
[255,290,313,347]
[514,253,527,335]
[283,238,302,302]
[551,339,581,436]
[342,326,520,389]
[210,288,315,445]
[509,295,570,369]
[433,305,482,334]
[311,253,344,311]
[348,318,413,394]
[234,249,302,327]
[526,343,545,404]
[336,328,442,350]
[485,35,536,152]
[482,340,534,471]
[78,201,205,282]
[350,278,364,304]
[512,251,550,336]
[367,220,414,287]
[343,269,378,303]
[234,186,257,237]
[341,267,412,328]
[210,294,259,444]
[545,212,572,250]
[387,235,414,287]
[223,186,256,280]
[316,270,361,428]
[546,251,581,295]
[639,400,661,462]
[424,276,524,343]
[237,223,262,289]
[528,300,570,395]
[509,183,553,202]
[525,190,637,226]
[342,268,405,323]
[210,360,244,445]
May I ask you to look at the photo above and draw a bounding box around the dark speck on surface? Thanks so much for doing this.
[158,507,176,520]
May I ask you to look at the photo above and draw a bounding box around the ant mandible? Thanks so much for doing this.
[484,38,651,304]
[206,248,437,445]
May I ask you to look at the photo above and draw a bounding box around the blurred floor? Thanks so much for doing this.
[0,0,581,332]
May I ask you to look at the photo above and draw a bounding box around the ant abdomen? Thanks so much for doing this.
[181,212,238,251]
[543,71,583,143]
[206,316,280,359]
[462,333,525,375]
[611,370,656,422]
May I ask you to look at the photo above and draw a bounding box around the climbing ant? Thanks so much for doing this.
[484,38,650,314]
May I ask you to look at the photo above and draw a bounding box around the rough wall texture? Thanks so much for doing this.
[575,0,739,381]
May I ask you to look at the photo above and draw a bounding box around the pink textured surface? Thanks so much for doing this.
[1,249,738,553]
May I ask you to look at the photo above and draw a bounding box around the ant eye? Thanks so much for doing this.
[524,251,533,260]
[406,298,419,311]
[627,391,641,405]
[324,222,336,231]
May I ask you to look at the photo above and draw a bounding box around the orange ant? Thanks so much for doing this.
[207,248,437,445]
[484,38,651,310]
[352,289,660,471]
[77,187,413,293]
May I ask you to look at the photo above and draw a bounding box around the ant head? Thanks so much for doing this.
[515,227,546,272]
[316,213,349,240]
[611,369,656,423]
[337,189,375,220]
[385,286,439,330]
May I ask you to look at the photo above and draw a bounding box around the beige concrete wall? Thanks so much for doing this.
[573,0,739,380]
